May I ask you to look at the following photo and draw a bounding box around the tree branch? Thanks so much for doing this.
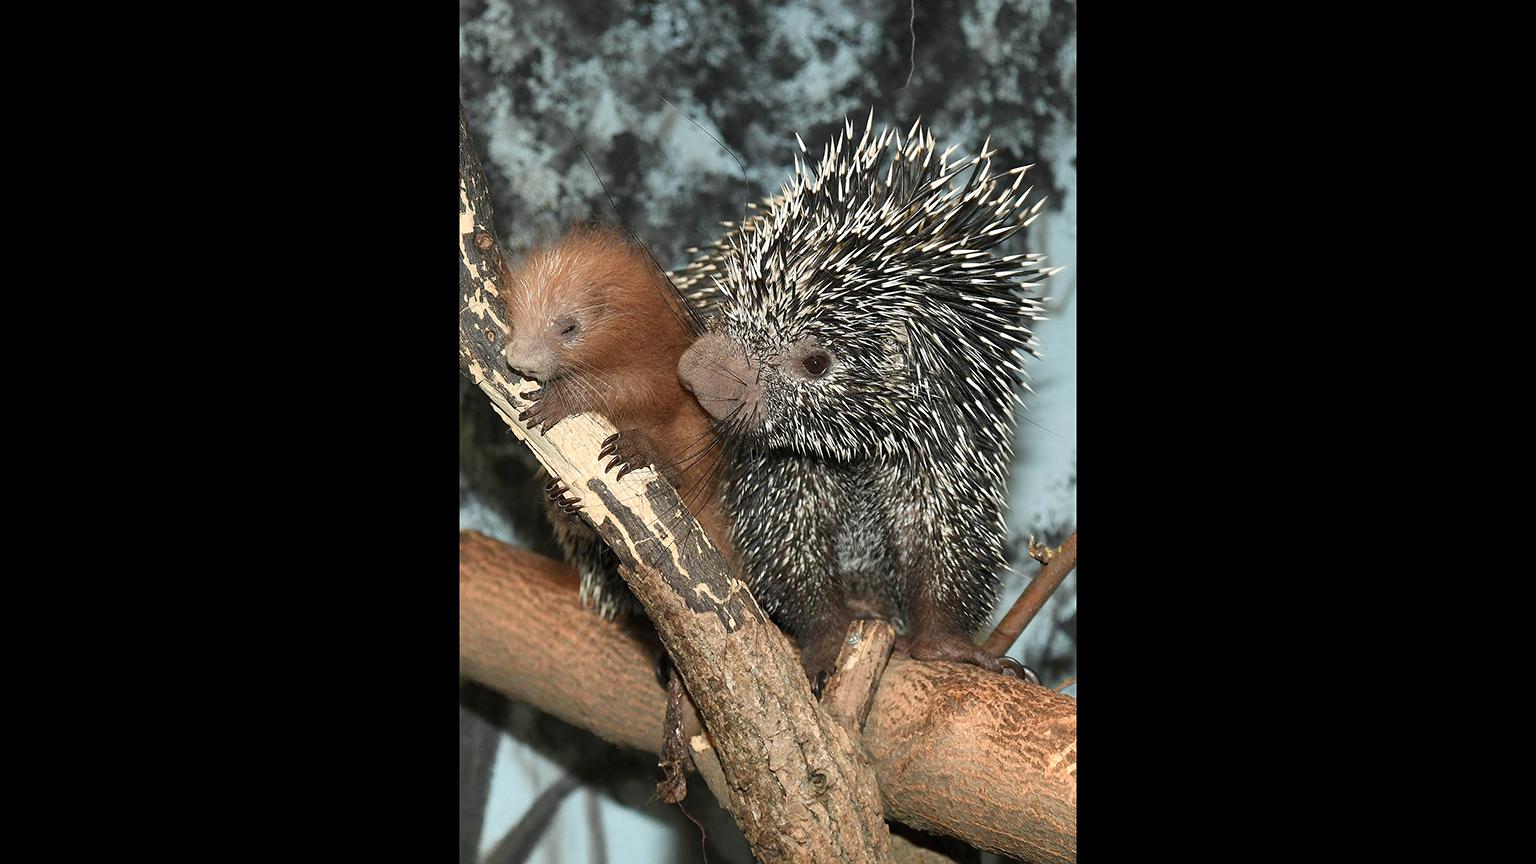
[461,531,1077,863]
[984,533,1079,657]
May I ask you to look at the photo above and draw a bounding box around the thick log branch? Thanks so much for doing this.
[460,104,892,863]
[461,531,1077,863]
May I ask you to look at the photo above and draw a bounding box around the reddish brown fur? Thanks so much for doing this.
[499,224,733,558]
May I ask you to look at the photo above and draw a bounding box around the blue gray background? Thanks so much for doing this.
[460,1,1075,860]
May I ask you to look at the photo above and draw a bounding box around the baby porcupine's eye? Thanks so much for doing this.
[802,351,831,377]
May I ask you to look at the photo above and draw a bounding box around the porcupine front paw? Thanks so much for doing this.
[517,383,577,433]
[544,478,584,522]
[903,631,1041,686]
[598,430,675,483]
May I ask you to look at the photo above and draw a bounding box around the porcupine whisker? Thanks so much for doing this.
[704,356,748,389]
[1017,414,1061,437]
[670,444,722,521]
[659,95,751,194]
[656,95,770,340]
[560,359,605,404]
[670,406,742,482]
[679,430,732,519]
[647,443,720,531]
[672,404,746,517]
[675,402,740,473]
[562,362,614,417]
[670,417,735,468]
[564,356,613,392]
[605,418,720,505]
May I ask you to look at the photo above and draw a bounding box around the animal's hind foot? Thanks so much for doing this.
[905,631,1040,685]
[544,478,584,522]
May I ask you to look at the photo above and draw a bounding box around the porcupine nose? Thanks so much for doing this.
[679,333,760,424]
[503,337,551,382]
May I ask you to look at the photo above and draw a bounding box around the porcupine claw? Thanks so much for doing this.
[519,384,576,433]
[599,431,669,483]
[598,432,631,479]
[905,632,1041,685]
[997,656,1042,686]
[544,478,584,521]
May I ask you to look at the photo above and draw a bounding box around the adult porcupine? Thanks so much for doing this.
[676,113,1057,685]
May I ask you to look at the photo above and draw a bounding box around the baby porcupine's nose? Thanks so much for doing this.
[679,333,761,424]
[504,337,553,382]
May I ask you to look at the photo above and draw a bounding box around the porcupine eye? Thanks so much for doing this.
[787,340,834,380]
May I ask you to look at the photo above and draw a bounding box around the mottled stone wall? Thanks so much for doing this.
[460,0,1075,262]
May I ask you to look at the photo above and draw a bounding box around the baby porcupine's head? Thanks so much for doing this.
[677,113,1058,462]
[501,223,694,385]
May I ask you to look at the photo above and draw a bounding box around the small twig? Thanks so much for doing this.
[983,532,1078,656]
[1026,535,1056,566]
[656,659,690,804]
[821,620,898,733]
[1054,676,1077,693]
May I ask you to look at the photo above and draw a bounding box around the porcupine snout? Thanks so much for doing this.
[679,333,762,425]
[503,334,554,382]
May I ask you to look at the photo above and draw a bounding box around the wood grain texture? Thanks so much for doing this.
[866,659,1076,862]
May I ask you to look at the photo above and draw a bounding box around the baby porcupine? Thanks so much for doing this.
[499,223,731,621]
[677,113,1057,685]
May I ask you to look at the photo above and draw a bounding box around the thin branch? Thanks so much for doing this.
[480,774,582,864]
[984,532,1078,657]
